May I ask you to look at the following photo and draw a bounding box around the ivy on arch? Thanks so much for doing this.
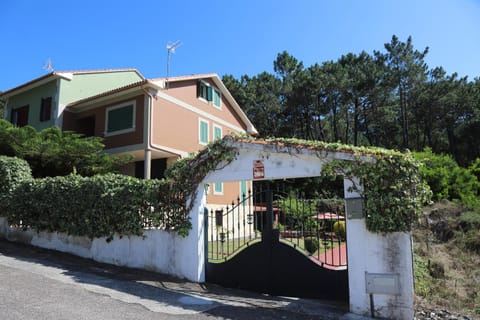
[174,135,431,234]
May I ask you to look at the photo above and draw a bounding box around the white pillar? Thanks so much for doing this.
[174,184,207,282]
[344,177,414,320]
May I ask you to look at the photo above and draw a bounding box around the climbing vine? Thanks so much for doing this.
[164,136,237,216]
[1,135,431,237]
[183,135,431,233]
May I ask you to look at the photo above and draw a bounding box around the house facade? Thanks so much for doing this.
[1,69,257,204]
[1,69,144,130]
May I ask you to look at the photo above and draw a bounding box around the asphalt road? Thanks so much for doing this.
[0,238,364,320]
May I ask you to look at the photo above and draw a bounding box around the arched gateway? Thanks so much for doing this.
[186,137,417,320]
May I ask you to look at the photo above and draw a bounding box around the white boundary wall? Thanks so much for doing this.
[0,190,206,282]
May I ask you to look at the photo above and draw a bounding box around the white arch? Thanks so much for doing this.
[187,140,414,319]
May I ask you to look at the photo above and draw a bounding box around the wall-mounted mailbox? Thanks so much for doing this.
[365,272,400,295]
[346,197,364,219]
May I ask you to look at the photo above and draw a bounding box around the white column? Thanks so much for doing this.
[173,184,207,282]
[344,177,414,320]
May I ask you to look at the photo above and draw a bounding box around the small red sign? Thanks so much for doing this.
[253,160,265,180]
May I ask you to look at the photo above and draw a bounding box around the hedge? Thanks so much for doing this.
[0,156,32,212]
[5,173,191,240]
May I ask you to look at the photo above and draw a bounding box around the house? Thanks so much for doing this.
[1,69,144,130]
[1,69,258,205]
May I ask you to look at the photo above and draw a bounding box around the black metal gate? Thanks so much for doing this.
[205,188,348,301]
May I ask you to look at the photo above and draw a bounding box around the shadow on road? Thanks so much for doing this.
[0,238,348,319]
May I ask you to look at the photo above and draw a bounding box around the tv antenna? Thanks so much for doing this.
[166,40,182,89]
[43,58,54,72]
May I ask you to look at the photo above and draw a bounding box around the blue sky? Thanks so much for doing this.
[1,0,479,91]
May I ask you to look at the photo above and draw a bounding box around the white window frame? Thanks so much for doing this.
[198,118,209,145]
[213,124,222,141]
[198,80,222,109]
[198,81,209,103]
[213,182,223,195]
[105,100,136,137]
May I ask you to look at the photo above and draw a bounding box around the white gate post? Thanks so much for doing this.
[175,184,208,282]
[344,177,414,320]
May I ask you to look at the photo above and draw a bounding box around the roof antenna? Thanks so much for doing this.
[166,40,182,89]
[43,58,54,72]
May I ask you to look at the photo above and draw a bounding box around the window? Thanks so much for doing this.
[214,182,223,195]
[105,101,135,136]
[197,80,221,108]
[40,97,52,122]
[213,88,221,108]
[197,81,212,101]
[199,119,209,145]
[11,105,29,127]
[213,124,222,141]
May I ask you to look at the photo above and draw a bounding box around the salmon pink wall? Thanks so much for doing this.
[65,95,144,149]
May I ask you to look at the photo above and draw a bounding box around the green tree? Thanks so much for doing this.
[0,94,4,119]
[223,36,480,165]
[0,120,131,177]
[223,72,284,138]
[376,35,429,150]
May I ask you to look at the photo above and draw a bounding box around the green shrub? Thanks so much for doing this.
[414,149,479,207]
[0,121,132,178]
[333,221,346,239]
[0,156,32,212]
[4,173,191,239]
[304,237,319,255]
[0,156,32,194]
[413,253,432,297]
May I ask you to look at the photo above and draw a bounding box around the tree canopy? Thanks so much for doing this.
[223,35,480,167]
[0,119,131,177]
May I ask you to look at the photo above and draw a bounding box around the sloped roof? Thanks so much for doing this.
[67,73,259,136]
[151,74,258,135]
[0,68,144,98]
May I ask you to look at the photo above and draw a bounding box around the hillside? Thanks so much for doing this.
[413,201,480,319]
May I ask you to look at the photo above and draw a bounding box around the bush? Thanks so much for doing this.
[333,221,346,240]
[0,156,32,212]
[304,237,319,255]
[414,149,479,207]
[4,173,191,239]
[0,121,132,177]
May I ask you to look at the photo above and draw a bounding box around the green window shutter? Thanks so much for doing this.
[213,89,221,107]
[214,182,223,194]
[107,105,134,133]
[214,126,222,140]
[240,180,247,198]
[207,86,213,101]
[200,120,208,144]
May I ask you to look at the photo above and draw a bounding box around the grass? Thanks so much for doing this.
[207,235,345,263]
[413,201,480,316]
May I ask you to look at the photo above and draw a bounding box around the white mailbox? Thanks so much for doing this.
[365,272,400,295]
